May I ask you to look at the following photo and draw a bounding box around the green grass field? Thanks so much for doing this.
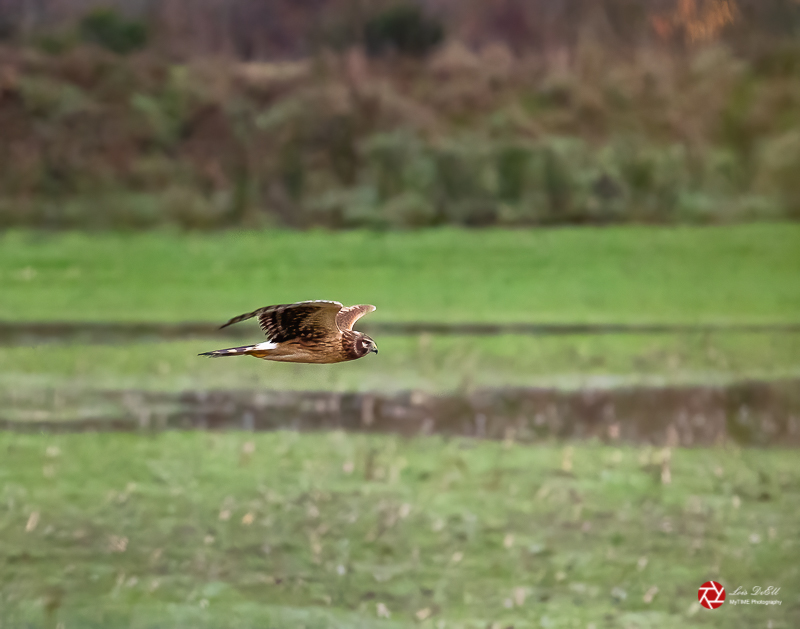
[2,224,799,324]
[2,224,799,396]
[1,432,797,628]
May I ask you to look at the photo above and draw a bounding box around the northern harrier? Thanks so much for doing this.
[199,300,378,363]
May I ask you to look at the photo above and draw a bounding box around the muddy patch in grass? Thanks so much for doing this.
[2,379,799,446]
[2,320,800,346]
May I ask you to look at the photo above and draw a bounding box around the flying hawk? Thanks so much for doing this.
[199,300,378,363]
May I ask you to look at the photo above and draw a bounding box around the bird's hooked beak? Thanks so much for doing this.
[371,345,379,354]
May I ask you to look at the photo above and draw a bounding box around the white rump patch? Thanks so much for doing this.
[254,342,278,350]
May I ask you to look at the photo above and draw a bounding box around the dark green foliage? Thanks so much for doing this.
[279,143,305,201]
[496,145,531,203]
[364,4,444,57]
[79,8,148,55]
[542,146,572,218]
[34,33,77,55]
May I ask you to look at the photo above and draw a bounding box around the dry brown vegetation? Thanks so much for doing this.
[0,0,799,228]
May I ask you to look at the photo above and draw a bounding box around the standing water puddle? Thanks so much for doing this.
[2,379,799,446]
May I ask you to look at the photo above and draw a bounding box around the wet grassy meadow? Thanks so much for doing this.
[1,224,799,627]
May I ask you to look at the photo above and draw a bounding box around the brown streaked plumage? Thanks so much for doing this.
[199,300,378,364]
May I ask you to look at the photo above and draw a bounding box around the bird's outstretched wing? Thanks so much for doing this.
[336,304,376,331]
[220,300,343,342]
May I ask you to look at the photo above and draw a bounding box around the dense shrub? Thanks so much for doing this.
[364,4,444,58]
[79,9,148,55]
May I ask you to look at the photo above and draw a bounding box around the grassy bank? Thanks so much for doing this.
[0,432,797,628]
[2,332,800,398]
[2,225,799,324]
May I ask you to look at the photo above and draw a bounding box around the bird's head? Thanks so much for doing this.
[356,334,378,357]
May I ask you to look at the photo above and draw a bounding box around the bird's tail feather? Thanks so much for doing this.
[198,344,258,358]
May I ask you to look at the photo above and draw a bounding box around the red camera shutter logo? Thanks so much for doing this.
[698,581,726,609]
